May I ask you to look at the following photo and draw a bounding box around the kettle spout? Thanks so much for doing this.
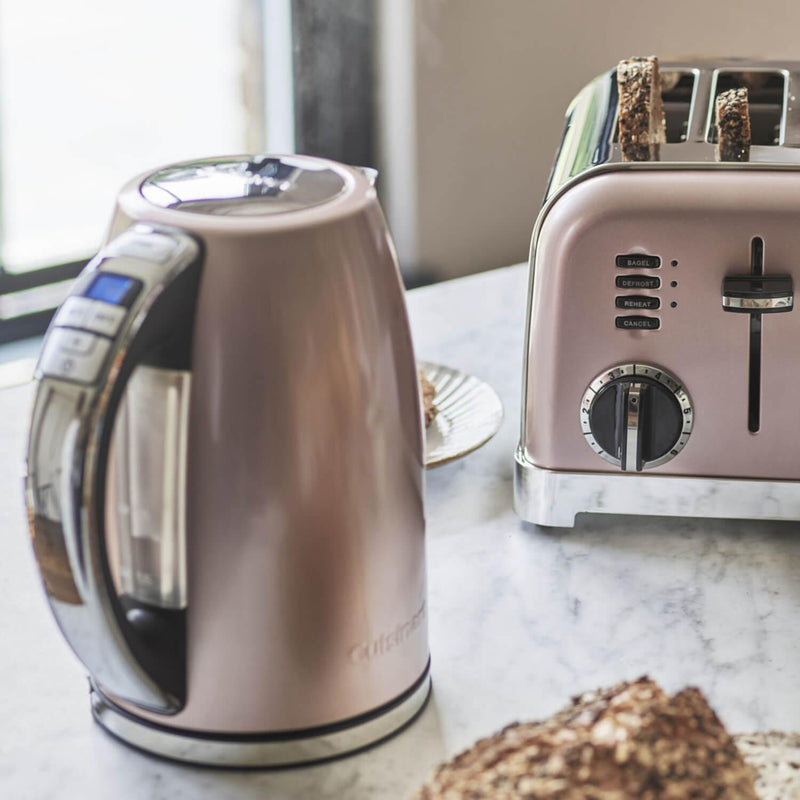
[355,166,378,187]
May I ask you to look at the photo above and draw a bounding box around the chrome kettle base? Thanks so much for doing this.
[514,449,800,528]
[90,664,431,768]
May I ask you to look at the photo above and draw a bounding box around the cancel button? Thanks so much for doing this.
[615,315,660,330]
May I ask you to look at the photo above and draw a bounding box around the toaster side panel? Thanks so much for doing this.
[524,169,800,480]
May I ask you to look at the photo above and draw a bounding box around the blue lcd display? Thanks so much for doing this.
[85,273,137,306]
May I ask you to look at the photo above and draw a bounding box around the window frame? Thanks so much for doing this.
[0,260,85,344]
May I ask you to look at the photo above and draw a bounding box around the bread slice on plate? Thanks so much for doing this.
[419,369,437,426]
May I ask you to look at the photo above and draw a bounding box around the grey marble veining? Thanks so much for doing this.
[3,263,800,799]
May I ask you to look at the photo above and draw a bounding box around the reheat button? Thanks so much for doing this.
[616,254,661,269]
[616,295,660,310]
[616,316,660,331]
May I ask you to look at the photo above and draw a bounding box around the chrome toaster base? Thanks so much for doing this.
[514,449,800,528]
[90,665,431,767]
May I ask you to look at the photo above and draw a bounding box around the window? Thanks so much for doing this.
[0,0,378,344]
[0,0,250,341]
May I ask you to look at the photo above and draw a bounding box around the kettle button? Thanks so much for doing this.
[52,296,94,329]
[53,297,128,338]
[39,329,112,385]
[103,232,178,264]
[83,302,127,337]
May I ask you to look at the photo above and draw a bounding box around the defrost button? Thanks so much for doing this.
[616,275,661,290]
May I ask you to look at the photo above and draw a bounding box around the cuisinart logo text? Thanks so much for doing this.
[348,601,426,663]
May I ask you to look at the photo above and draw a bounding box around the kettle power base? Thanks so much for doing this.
[514,449,800,528]
[90,666,431,768]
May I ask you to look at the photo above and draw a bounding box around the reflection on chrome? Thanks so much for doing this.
[141,155,349,216]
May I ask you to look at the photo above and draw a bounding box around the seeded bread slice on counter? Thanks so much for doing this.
[617,56,667,162]
[735,731,800,800]
[409,676,758,800]
[716,88,751,162]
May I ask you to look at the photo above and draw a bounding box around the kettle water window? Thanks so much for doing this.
[106,366,190,611]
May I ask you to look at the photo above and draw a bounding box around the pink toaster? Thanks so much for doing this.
[515,59,800,527]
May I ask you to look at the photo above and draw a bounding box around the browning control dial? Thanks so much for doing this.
[579,364,693,471]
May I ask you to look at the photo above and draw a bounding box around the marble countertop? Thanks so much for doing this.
[3,263,800,799]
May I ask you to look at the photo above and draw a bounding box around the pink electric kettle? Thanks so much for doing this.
[24,155,429,766]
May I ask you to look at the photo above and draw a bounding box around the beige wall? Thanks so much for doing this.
[380,0,800,280]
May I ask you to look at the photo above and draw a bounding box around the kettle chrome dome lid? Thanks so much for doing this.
[140,155,352,216]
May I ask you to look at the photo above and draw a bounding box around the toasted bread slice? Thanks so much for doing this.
[617,56,667,162]
[716,87,751,162]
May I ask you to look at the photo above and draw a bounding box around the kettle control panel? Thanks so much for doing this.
[40,275,143,384]
[36,229,191,388]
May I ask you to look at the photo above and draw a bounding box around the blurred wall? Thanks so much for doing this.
[378,0,800,280]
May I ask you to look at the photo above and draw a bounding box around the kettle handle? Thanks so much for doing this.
[25,225,202,713]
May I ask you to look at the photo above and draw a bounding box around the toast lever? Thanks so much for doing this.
[722,275,793,312]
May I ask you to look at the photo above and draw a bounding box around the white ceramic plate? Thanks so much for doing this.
[420,360,504,468]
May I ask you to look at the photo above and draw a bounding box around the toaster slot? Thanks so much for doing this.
[661,71,696,143]
[708,71,786,145]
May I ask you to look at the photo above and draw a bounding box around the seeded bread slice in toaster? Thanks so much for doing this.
[409,676,758,800]
[617,56,667,162]
[716,88,751,162]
